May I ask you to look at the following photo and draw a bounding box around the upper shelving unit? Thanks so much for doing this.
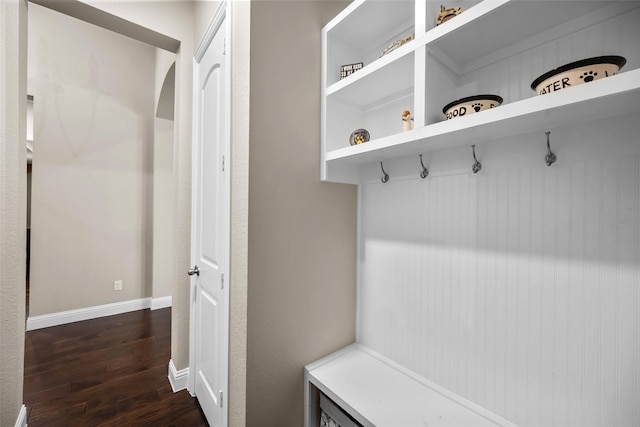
[328,68,640,164]
[321,0,640,184]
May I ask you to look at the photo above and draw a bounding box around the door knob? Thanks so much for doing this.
[188,265,200,277]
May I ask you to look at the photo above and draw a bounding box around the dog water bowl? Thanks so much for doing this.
[531,55,626,95]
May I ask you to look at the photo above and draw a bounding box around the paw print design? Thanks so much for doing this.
[580,70,598,82]
[472,102,483,112]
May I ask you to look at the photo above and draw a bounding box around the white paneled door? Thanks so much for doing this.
[190,6,229,426]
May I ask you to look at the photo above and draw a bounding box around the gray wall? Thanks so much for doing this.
[27,3,156,315]
[91,0,194,371]
[39,0,195,371]
[246,1,356,425]
[0,0,27,424]
[152,47,176,302]
[152,116,174,301]
[228,2,251,425]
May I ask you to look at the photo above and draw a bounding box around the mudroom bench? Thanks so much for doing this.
[304,344,516,427]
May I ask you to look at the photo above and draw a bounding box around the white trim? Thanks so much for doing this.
[194,1,227,62]
[355,184,362,342]
[14,404,27,427]
[189,47,198,397]
[151,296,172,310]
[168,359,190,394]
[189,35,200,398]
[26,298,152,331]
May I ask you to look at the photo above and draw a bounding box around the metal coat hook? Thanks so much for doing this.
[471,144,482,174]
[545,131,557,166]
[380,162,389,183]
[419,154,429,179]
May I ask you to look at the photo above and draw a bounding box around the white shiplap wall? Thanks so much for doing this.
[358,113,640,427]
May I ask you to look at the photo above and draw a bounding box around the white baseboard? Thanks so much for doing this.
[26,298,153,331]
[151,296,172,310]
[14,404,27,427]
[168,359,189,393]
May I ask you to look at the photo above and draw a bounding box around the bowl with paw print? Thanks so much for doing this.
[349,128,370,146]
[531,55,626,95]
[443,94,503,120]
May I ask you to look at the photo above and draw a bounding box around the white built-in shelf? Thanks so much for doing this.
[327,47,415,108]
[304,344,516,427]
[326,68,640,166]
[321,0,640,183]
[312,0,640,421]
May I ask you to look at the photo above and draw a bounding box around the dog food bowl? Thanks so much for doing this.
[443,94,503,120]
[531,55,626,95]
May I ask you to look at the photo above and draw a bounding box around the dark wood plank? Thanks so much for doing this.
[24,308,208,426]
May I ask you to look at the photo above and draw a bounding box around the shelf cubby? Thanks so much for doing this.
[324,0,415,88]
[325,51,415,153]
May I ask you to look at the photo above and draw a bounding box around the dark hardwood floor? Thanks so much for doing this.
[24,308,209,426]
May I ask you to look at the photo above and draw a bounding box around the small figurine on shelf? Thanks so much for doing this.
[402,110,413,131]
[379,33,415,58]
[436,5,463,26]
